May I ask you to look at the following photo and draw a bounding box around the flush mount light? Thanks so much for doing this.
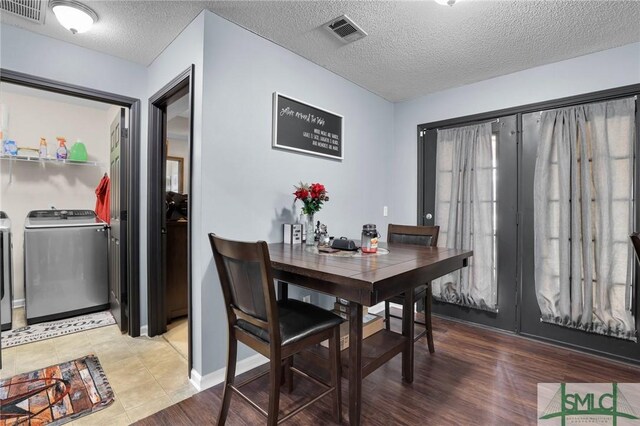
[50,0,98,34]
[434,0,464,6]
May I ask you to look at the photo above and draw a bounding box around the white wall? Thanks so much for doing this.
[390,42,640,226]
[0,89,112,303]
[197,10,394,375]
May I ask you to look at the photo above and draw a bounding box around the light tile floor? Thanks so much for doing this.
[1,308,198,425]
[163,317,188,360]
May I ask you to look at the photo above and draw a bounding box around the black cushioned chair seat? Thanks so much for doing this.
[388,284,428,304]
[237,299,344,346]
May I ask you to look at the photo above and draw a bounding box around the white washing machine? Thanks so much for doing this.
[0,211,12,331]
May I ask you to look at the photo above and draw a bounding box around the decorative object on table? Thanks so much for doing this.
[0,310,115,348]
[55,136,68,159]
[272,92,344,160]
[283,223,303,244]
[2,139,18,156]
[69,139,88,162]
[318,246,389,258]
[0,354,114,425]
[361,223,381,253]
[330,237,358,251]
[39,137,48,158]
[293,181,329,246]
[317,223,331,247]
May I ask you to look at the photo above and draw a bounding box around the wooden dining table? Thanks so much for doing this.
[268,241,472,425]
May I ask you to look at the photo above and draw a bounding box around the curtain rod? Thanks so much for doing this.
[537,95,638,115]
[435,118,499,132]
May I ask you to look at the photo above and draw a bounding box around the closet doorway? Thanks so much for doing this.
[147,66,194,372]
[0,69,141,337]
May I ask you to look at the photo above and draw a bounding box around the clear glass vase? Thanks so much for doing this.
[305,213,315,246]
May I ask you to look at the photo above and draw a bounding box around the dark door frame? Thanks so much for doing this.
[147,66,194,373]
[0,68,142,337]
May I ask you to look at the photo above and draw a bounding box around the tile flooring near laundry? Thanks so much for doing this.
[1,309,197,425]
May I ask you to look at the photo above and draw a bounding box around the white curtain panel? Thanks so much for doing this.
[433,122,497,311]
[534,97,637,341]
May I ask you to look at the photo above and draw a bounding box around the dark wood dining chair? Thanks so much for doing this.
[384,224,439,353]
[209,233,344,425]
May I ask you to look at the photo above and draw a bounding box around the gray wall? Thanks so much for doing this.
[146,12,205,344]
[196,10,394,374]
[390,42,640,226]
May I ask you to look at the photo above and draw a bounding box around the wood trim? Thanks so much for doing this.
[0,68,141,337]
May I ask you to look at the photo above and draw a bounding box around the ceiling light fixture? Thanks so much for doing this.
[50,0,98,34]
[434,0,463,6]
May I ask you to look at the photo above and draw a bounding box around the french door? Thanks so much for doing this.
[419,114,518,331]
[419,91,640,363]
[520,109,640,362]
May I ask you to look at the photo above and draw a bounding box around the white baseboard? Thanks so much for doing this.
[139,325,149,336]
[190,353,269,392]
[12,298,25,309]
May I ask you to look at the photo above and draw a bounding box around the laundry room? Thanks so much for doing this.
[0,82,121,337]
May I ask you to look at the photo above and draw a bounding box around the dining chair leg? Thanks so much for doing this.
[329,327,342,423]
[426,285,434,354]
[384,301,391,331]
[267,357,282,426]
[286,356,294,393]
[218,335,237,425]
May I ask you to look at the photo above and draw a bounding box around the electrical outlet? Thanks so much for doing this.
[383,206,388,217]
[303,295,311,303]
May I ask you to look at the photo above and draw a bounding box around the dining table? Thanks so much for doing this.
[268,241,472,425]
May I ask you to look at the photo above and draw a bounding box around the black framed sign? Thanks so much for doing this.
[272,92,344,160]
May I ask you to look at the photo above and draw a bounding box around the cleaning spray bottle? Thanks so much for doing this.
[56,137,68,160]
[39,137,48,158]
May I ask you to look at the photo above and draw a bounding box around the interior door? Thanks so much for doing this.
[110,108,129,333]
[421,115,519,331]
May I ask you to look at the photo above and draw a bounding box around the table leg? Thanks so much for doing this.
[348,302,363,426]
[277,281,288,301]
[277,281,290,387]
[402,289,415,383]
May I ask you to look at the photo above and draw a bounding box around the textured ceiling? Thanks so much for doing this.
[2,1,640,102]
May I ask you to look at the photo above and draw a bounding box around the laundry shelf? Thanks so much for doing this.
[0,154,102,167]
[0,154,104,183]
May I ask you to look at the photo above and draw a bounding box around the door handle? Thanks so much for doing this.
[161,228,167,235]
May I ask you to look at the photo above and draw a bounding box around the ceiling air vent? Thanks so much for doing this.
[323,14,367,44]
[0,0,46,24]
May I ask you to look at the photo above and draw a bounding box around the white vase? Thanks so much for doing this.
[305,213,315,246]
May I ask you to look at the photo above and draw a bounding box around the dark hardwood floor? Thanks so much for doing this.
[136,311,640,425]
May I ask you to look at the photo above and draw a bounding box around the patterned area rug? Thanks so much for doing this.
[0,354,114,425]
[1,311,116,349]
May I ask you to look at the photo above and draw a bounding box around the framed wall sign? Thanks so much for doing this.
[272,92,344,160]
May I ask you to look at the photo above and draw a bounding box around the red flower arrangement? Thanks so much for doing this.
[293,182,329,215]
